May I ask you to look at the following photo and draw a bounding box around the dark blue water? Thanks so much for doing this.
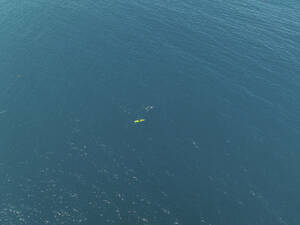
[1,0,300,224]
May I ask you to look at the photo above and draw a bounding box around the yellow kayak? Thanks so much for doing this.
[134,119,145,124]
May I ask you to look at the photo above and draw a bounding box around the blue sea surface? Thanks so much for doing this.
[0,0,300,224]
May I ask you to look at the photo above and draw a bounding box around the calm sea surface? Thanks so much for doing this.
[0,0,300,224]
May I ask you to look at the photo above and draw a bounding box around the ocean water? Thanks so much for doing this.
[0,0,300,224]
